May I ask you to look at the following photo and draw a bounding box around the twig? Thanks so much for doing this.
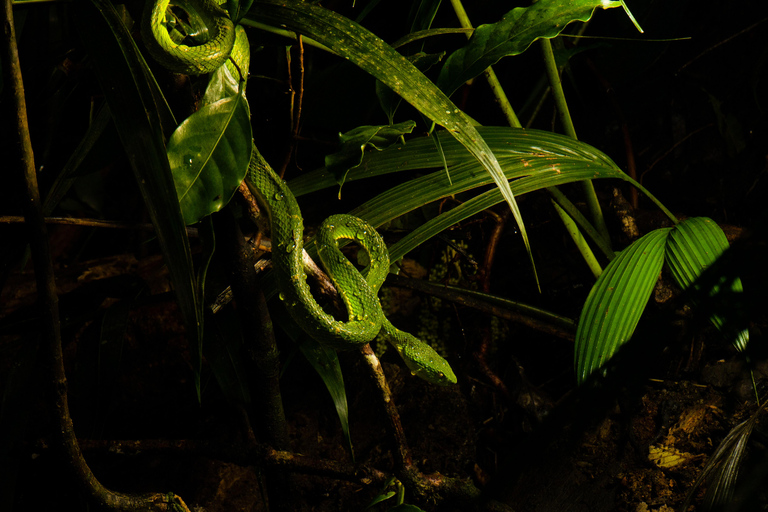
[2,0,187,508]
[359,346,484,506]
[213,208,296,511]
[0,215,198,235]
[78,438,390,485]
[278,36,305,179]
[476,210,512,397]
[385,274,576,340]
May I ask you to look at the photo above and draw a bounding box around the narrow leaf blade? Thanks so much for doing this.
[246,0,534,275]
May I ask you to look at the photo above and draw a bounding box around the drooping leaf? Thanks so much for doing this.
[204,306,252,406]
[167,95,252,225]
[665,217,749,352]
[247,0,535,280]
[376,52,445,123]
[436,0,627,97]
[299,339,354,461]
[574,228,671,384]
[80,0,203,398]
[680,400,768,512]
[289,127,620,196]
[291,127,639,263]
[326,121,416,188]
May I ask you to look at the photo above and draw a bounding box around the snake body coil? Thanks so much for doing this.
[143,0,457,385]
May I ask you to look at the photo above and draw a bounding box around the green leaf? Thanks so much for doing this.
[80,0,203,398]
[665,217,749,352]
[167,95,252,225]
[325,121,416,188]
[290,127,619,196]
[376,52,445,123]
[436,0,625,97]
[294,127,625,262]
[387,505,427,512]
[204,306,252,406]
[680,400,768,511]
[247,0,535,281]
[574,228,671,384]
[299,339,354,461]
[364,491,396,509]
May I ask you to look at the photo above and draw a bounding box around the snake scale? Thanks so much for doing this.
[142,0,457,385]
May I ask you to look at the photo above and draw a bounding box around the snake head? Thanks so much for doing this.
[396,334,457,386]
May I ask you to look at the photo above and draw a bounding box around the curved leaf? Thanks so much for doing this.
[247,0,534,276]
[80,0,203,397]
[167,95,252,225]
[665,217,749,351]
[298,340,354,461]
[574,228,671,384]
[436,0,626,97]
[289,127,618,196]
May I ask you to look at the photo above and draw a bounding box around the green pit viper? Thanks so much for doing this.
[142,0,457,385]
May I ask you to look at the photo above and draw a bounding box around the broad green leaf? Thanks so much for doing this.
[167,95,252,225]
[80,0,203,398]
[665,217,749,352]
[574,228,671,384]
[436,0,626,97]
[247,0,535,279]
[201,63,242,107]
[326,121,416,187]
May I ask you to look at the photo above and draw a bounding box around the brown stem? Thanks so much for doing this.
[2,0,187,509]
[213,209,297,511]
[0,215,199,235]
[476,210,512,397]
[360,344,413,468]
[79,438,389,484]
[385,274,575,341]
[277,37,305,179]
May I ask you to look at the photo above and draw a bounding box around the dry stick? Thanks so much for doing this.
[79,438,390,486]
[1,1,187,510]
[385,274,575,341]
[277,35,305,179]
[0,215,199,235]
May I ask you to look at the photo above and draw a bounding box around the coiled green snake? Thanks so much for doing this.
[142,0,456,385]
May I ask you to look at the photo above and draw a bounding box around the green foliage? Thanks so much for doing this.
[167,95,252,225]
[436,0,627,97]
[80,0,204,398]
[325,121,416,188]
[575,228,670,384]
[665,217,749,352]
[575,218,749,384]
